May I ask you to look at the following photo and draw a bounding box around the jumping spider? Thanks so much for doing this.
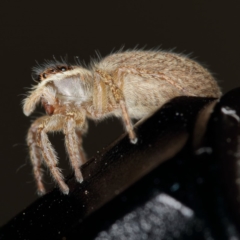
[23,50,221,195]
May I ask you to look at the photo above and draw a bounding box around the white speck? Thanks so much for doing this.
[85,190,89,195]
[22,212,25,215]
[157,194,194,218]
[195,147,212,155]
[176,112,179,116]
[131,138,138,144]
[221,107,240,122]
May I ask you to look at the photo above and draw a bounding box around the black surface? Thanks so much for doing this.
[2,88,240,239]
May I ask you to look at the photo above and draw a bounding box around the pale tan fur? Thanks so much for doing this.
[23,50,221,194]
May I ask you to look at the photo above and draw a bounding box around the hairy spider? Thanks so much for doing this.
[23,50,221,195]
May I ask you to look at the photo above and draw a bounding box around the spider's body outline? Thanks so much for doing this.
[23,50,221,194]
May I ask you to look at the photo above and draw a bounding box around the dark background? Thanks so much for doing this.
[1,0,240,226]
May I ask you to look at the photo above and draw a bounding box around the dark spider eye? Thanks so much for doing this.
[50,69,56,73]
[43,73,47,79]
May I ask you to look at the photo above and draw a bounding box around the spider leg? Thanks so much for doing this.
[75,129,87,164]
[64,114,86,183]
[114,67,138,143]
[95,69,137,143]
[27,117,46,195]
[28,115,69,195]
[119,100,137,143]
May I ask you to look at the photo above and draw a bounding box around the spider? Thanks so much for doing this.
[23,49,221,195]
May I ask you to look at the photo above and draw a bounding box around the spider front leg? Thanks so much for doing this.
[63,113,87,184]
[27,116,46,195]
[27,115,69,195]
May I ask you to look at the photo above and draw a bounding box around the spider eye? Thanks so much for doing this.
[60,67,66,72]
[43,73,47,79]
[50,69,56,73]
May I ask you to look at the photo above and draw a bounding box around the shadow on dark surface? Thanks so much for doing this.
[1,89,240,239]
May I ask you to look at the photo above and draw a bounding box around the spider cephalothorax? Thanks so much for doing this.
[39,65,73,81]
